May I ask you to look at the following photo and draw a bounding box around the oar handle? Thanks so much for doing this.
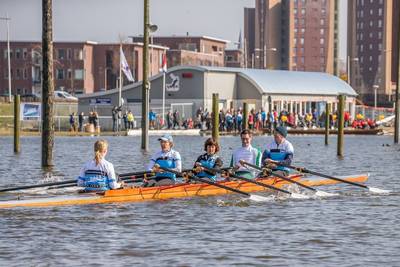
[159,166,250,197]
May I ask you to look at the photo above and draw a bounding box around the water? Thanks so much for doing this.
[0,135,399,266]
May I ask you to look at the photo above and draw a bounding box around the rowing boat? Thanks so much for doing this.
[0,173,369,208]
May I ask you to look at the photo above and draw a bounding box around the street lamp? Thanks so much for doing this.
[149,24,158,76]
[347,56,359,86]
[0,15,11,102]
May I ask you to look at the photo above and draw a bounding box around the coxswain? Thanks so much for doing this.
[261,126,294,176]
[146,134,182,187]
[230,129,262,178]
[193,138,223,182]
[77,140,122,192]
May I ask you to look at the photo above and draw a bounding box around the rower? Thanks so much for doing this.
[193,138,223,182]
[145,134,182,187]
[230,129,262,178]
[261,126,294,176]
[77,140,122,192]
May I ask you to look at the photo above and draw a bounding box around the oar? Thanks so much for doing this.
[158,166,272,202]
[239,160,338,197]
[0,179,78,193]
[278,163,390,194]
[200,165,309,199]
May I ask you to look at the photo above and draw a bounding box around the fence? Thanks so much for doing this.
[355,105,394,120]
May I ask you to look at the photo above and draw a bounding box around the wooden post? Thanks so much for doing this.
[395,13,400,143]
[41,0,55,167]
[337,95,345,157]
[212,93,219,141]
[243,102,249,130]
[141,0,150,150]
[325,102,330,145]
[14,95,20,153]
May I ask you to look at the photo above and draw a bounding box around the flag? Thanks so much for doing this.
[120,47,134,82]
[160,53,167,73]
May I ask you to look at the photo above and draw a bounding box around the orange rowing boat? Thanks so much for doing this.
[0,173,369,208]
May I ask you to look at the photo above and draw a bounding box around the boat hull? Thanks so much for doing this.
[0,174,369,208]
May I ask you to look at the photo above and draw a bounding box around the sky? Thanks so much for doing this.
[0,0,347,60]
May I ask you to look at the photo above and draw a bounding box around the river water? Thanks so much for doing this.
[0,135,399,266]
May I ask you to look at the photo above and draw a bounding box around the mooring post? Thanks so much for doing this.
[325,102,330,145]
[337,95,345,157]
[14,95,20,153]
[243,102,249,130]
[212,93,219,141]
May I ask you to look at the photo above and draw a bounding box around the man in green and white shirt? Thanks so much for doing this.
[230,129,262,178]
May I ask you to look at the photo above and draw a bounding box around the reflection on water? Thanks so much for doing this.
[0,135,400,266]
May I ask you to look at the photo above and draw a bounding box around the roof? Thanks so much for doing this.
[172,66,357,97]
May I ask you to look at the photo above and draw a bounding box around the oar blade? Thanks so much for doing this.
[315,190,339,197]
[290,193,310,199]
[368,187,391,194]
[249,194,274,202]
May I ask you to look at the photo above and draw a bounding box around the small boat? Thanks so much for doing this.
[0,173,369,209]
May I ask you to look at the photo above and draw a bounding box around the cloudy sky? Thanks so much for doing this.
[0,0,347,59]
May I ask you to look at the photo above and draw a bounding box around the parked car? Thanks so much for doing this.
[54,91,78,101]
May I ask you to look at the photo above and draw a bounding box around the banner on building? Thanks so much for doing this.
[89,98,112,106]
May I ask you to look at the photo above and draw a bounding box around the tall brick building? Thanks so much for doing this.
[348,0,399,106]
[244,0,337,74]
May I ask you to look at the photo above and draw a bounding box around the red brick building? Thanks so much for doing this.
[0,41,166,96]
[131,36,228,68]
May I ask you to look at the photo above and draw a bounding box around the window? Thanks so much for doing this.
[74,49,83,60]
[294,8,297,14]
[378,8,383,16]
[15,48,21,59]
[378,32,382,39]
[67,69,72,79]
[294,28,298,34]
[378,20,382,28]
[320,19,325,26]
[369,55,373,61]
[320,47,324,54]
[58,49,65,60]
[360,56,364,63]
[301,28,305,34]
[369,44,373,50]
[67,49,72,59]
[301,18,305,25]
[320,57,325,64]
[301,8,305,15]
[300,38,304,45]
[23,48,28,59]
[320,28,324,35]
[16,69,21,79]
[360,44,364,52]
[378,43,382,51]
[370,9,373,15]
[56,69,65,80]
[320,38,325,45]
[23,68,28,80]
[300,57,304,64]
[369,32,373,38]
[369,21,373,27]
[74,69,84,80]
[360,33,363,41]
[360,10,364,17]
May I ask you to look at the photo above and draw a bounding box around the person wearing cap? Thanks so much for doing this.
[261,126,294,176]
[193,138,223,182]
[230,129,262,178]
[146,134,182,187]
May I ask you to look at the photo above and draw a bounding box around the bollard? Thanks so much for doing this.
[14,95,20,153]
[325,102,330,145]
[212,93,219,141]
[337,95,345,157]
[243,102,249,130]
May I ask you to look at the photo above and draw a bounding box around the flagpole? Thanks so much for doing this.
[118,43,123,132]
[162,71,166,127]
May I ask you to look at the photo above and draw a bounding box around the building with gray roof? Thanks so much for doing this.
[78,66,357,125]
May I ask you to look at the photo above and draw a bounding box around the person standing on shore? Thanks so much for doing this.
[78,112,84,132]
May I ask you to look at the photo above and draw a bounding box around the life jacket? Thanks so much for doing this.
[78,170,112,191]
[155,156,177,180]
[197,154,219,181]
[269,149,290,172]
